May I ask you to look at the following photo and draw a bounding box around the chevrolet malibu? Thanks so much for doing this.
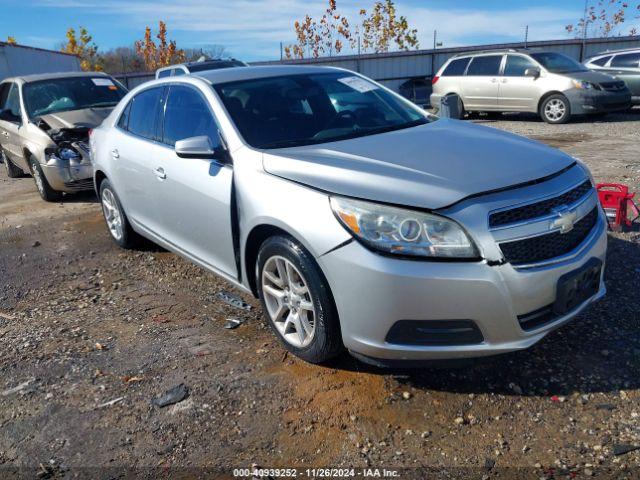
[90,66,607,365]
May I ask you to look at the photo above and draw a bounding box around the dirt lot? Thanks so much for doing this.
[1,111,639,479]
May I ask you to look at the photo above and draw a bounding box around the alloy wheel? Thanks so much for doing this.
[31,163,45,195]
[101,188,124,241]
[261,255,316,348]
[544,99,566,122]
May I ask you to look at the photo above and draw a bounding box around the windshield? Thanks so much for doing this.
[530,52,588,74]
[214,72,432,149]
[23,76,127,118]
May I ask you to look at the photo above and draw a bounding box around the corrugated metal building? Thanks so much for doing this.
[0,42,81,81]
[113,35,640,100]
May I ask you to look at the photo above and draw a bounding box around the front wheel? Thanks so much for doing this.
[257,235,343,364]
[540,94,571,124]
[29,155,62,201]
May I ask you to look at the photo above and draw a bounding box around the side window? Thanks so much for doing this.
[172,69,186,77]
[127,87,163,140]
[117,101,132,130]
[466,55,503,76]
[0,83,10,110]
[591,55,612,67]
[610,53,640,68]
[162,85,218,147]
[157,69,172,79]
[503,55,538,76]
[442,58,471,76]
[5,84,22,117]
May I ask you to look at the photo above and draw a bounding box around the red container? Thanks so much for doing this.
[596,183,639,231]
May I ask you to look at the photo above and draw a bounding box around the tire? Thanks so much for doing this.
[29,155,62,201]
[256,235,343,364]
[2,149,23,178]
[99,178,139,249]
[540,94,571,124]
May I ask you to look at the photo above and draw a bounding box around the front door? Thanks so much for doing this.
[153,84,237,278]
[461,55,504,110]
[497,55,540,111]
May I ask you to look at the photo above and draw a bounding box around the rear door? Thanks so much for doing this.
[109,86,166,233]
[497,54,540,111]
[461,55,504,110]
[0,83,28,170]
[152,84,237,277]
[603,53,640,97]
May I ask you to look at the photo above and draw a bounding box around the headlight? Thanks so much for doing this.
[572,80,598,90]
[330,196,479,259]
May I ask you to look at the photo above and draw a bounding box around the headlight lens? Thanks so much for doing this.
[330,196,479,258]
[572,80,598,90]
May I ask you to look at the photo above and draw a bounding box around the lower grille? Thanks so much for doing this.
[64,178,94,191]
[600,81,626,92]
[385,320,484,346]
[499,207,598,265]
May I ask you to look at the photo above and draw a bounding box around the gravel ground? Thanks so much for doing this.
[0,112,639,479]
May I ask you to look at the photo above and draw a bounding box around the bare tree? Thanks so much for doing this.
[566,1,640,37]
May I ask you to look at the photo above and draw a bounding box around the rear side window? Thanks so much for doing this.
[590,55,612,67]
[610,53,640,68]
[442,58,470,76]
[0,83,11,109]
[5,84,22,117]
[466,55,503,76]
[503,55,538,76]
[117,101,132,130]
[162,85,218,147]
[127,87,163,140]
[172,69,186,76]
[157,69,172,79]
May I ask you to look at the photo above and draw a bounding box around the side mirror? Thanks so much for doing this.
[524,68,541,79]
[0,109,20,123]
[175,135,225,161]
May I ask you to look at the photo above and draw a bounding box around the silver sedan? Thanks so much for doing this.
[91,65,606,365]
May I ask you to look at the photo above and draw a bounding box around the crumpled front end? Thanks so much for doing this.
[38,121,94,192]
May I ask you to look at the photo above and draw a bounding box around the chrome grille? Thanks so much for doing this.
[498,207,598,265]
[489,180,592,228]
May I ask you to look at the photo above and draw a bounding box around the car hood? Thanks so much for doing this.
[563,70,616,83]
[262,119,576,210]
[37,107,114,130]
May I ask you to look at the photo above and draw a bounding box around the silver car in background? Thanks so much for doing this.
[0,72,127,201]
[431,49,631,124]
[91,66,606,366]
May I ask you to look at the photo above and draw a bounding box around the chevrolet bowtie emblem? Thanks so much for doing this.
[551,206,578,234]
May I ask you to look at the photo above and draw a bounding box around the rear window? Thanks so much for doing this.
[466,55,503,76]
[442,58,470,76]
[610,53,640,68]
[590,55,612,67]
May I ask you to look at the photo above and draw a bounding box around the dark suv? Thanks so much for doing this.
[585,48,640,106]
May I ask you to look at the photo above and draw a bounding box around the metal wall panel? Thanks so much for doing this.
[0,44,81,81]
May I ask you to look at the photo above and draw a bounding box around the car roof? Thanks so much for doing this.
[193,65,347,85]
[3,71,111,84]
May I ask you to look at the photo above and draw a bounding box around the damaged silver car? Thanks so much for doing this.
[0,72,127,201]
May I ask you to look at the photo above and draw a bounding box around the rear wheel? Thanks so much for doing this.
[29,155,62,201]
[2,149,23,178]
[540,94,571,124]
[99,178,139,249]
[257,235,343,364]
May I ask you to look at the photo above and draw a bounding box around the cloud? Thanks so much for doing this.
[30,0,585,59]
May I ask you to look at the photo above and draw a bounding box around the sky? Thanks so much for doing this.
[0,0,636,61]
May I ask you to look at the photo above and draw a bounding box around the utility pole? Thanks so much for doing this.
[431,30,437,79]
[280,42,283,61]
[524,25,529,48]
[581,0,590,61]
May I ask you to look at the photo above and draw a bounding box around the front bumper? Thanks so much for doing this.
[319,212,607,362]
[566,88,631,114]
[41,157,94,193]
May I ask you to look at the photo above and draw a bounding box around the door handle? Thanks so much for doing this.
[154,167,166,180]
[1,131,9,138]
[111,149,119,158]
[491,78,498,83]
